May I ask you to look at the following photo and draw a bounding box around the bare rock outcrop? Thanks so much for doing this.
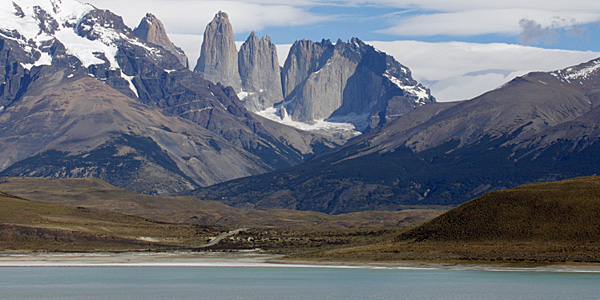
[133,13,189,68]
[194,11,241,92]
[238,32,283,111]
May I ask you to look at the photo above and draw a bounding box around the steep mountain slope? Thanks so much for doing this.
[0,68,271,193]
[191,12,434,137]
[192,57,600,213]
[0,0,338,192]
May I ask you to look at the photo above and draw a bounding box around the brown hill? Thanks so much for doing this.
[401,176,600,243]
[298,176,600,263]
[0,189,221,251]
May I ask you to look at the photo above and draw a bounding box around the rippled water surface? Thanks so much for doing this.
[1,266,599,299]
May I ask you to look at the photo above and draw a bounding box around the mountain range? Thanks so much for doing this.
[1,0,600,215]
[0,0,341,193]
[194,12,435,136]
[192,58,600,213]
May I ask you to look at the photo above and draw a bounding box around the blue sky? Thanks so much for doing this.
[259,3,600,52]
[87,0,600,101]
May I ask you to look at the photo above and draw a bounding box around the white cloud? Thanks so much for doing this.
[86,0,328,35]
[85,0,600,41]
[379,9,600,36]
[347,0,600,12]
[368,41,600,101]
[160,36,600,103]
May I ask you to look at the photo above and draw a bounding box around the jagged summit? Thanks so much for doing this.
[0,0,185,99]
[194,10,241,91]
[238,30,283,111]
[133,13,188,68]
[192,12,433,138]
[0,4,338,194]
[278,37,434,132]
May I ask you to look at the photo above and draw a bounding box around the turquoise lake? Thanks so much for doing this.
[1,266,599,299]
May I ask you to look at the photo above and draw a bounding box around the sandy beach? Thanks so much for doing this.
[1,251,600,273]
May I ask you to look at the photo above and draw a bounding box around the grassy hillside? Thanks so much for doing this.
[296,176,600,263]
[0,177,444,229]
[0,190,221,251]
[401,176,600,242]
[0,184,436,253]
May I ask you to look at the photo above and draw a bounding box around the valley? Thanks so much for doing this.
[3,176,600,264]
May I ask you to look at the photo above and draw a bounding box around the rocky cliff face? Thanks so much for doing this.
[191,13,433,137]
[194,11,241,92]
[280,38,434,131]
[281,39,334,99]
[133,13,188,68]
[238,32,283,111]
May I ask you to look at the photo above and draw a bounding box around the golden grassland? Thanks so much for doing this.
[0,191,223,251]
[291,176,600,263]
[0,177,444,229]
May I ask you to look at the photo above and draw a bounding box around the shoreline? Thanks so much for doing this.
[1,251,600,273]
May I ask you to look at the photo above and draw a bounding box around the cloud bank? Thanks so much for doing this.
[369,41,600,101]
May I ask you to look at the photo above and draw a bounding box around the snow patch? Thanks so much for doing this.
[182,107,214,115]
[237,90,253,100]
[121,73,138,98]
[561,60,600,81]
[0,106,4,113]
[2,0,98,68]
[384,72,429,104]
[1,0,163,73]
[256,106,361,137]
[54,29,117,68]
[20,50,53,70]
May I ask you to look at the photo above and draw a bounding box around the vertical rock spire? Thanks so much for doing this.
[238,32,283,111]
[133,13,189,68]
[194,11,241,92]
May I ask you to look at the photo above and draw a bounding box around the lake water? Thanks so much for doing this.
[1,266,599,299]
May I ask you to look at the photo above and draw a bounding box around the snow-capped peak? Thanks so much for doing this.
[3,0,94,40]
[551,59,600,83]
[1,0,105,69]
[0,0,170,98]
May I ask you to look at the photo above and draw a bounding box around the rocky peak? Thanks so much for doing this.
[281,39,334,98]
[280,37,434,131]
[33,6,59,35]
[133,13,188,68]
[12,2,25,18]
[194,11,241,91]
[76,9,132,41]
[238,31,283,111]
